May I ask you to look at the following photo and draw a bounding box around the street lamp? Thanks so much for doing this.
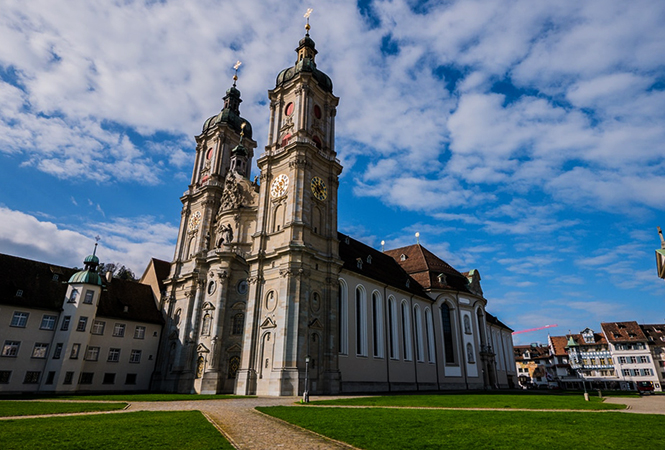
[304,355,311,403]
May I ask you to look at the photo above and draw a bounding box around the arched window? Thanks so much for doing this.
[413,305,424,362]
[388,297,398,359]
[201,313,212,336]
[273,204,284,232]
[467,343,475,363]
[425,308,435,363]
[401,301,412,361]
[232,313,244,335]
[372,291,384,358]
[441,303,456,364]
[355,286,367,356]
[338,280,348,355]
[312,207,322,234]
[228,356,240,379]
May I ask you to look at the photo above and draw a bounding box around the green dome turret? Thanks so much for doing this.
[201,63,253,138]
[68,243,103,286]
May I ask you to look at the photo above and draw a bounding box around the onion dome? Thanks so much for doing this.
[276,28,333,93]
[68,243,103,286]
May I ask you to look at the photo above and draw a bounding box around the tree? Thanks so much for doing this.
[98,262,137,281]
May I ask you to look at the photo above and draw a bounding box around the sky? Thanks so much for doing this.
[1,0,664,345]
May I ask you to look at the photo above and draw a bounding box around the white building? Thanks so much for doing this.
[0,250,163,393]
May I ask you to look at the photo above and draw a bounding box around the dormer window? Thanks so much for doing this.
[406,279,410,288]
[628,333,636,338]
[52,274,59,281]
[437,273,447,285]
[618,324,626,329]
[15,289,23,297]
[356,258,363,269]
[366,255,372,264]
[344,237,350,245]
[400,254,407,261]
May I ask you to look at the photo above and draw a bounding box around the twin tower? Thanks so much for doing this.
[154,27,343,395]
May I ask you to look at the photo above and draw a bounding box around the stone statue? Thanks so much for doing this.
[204,232,210,250]
[222,224,234,245]
[220,172,241,211]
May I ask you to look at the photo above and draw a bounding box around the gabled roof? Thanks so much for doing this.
[0,253,163,325]
[549,335,569,356]
[640,324,665,347]
[566,333,608,347]
[0,253,75,310]
[513,344,550,361]
[139,258,171,293]
[384,244,471,293]
[486,311,513,332]
[601,321,647,343]
[338,233,430,300]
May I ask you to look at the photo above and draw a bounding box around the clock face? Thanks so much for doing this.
[311,176,327,200]
[270,174,289,198]
[188,211,202,232]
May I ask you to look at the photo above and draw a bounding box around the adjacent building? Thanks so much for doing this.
[0,251,163,393]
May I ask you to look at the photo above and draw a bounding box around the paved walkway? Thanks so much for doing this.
[603,394,665,414]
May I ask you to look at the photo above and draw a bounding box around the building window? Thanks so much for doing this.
[413,305,425,362]
[232,313,244,335]
[388,297,398,359]
[61,316,71,331]
[622,369,631,376]
[83,290,94,304]
[103,373,116,385]
[23,371,41,384]
[32,343,49,359]
[441,303,456,364]
[125,373,137,385]
[79,372,94,385]
[0,371,11,383]
[40,315,57,330]
[372,292,384,358]
[85,346,100,361]
[338,280,348,355]
[355,287,367,356]
[113,323,126,337]
[108,348,121,362]
[63,371,74,385]
[639,356,650,363]
[53,343,63,359]
[129,350,142,364]
[70,343,80,359]
[425,308,436,363]
[629,356,638,364]
[76,317,88,332]
[10,312,29,328]
[134,326,146,339]
[401,301,412,361]
[618,356,627,364]
[45,371,55,385]
[92,321,105,335]
[2,341,20,357]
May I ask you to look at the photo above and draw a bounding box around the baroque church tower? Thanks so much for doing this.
[236,21,343,396]
[157,20,342,396]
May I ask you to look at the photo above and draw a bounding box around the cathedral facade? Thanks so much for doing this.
[152,26,516,396]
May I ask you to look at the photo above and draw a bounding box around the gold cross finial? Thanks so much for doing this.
[304,8,313,33]
[233,60,242,86]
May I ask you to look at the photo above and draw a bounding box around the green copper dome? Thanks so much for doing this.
[276,33,333,93]
[68,269,103,286]
[201,85,253,138]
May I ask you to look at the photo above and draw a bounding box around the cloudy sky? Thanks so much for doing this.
[1,0,664,344]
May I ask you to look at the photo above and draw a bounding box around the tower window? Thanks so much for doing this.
[312,135,322,149]
[285,102,294,116]
[280,133,292,147]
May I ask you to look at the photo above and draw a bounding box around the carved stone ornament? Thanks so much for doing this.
[196,343,210,354]
[260,316,277,329]
[280,268,306,278]
[219,171,242,211]
[308,318,324,330]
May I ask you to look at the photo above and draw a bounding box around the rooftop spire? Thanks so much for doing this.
[233,60,242,87]
[304,8,313,35]
[659,226,665,249]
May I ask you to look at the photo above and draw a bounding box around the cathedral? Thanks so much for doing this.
[151,22,516,396]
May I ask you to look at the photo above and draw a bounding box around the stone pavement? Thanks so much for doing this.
[603,394,665,414]
[126,396,356,450]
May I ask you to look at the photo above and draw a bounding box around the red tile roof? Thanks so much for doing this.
[601,321,647,342]
[640,324,665,347]
[549,335,569,356]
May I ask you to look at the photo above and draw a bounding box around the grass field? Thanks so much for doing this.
[259,406,665,449]
[310,393,626,410]
[0,401,126,417]
[0,411,233,450]
[3,393,250,402]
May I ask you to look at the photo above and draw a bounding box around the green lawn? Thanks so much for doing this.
[0,411,233,450]
[53,393,250,402]
[0,401,126,417]
[310,393,626,410]
[259,406,665,449]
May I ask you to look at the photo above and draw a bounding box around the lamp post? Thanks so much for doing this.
[304,355,311,403]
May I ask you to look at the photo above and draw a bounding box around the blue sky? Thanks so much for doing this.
[1,0,664,345]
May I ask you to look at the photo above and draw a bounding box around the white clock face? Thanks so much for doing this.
[188,211,202,232]
[270,174,289,198]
